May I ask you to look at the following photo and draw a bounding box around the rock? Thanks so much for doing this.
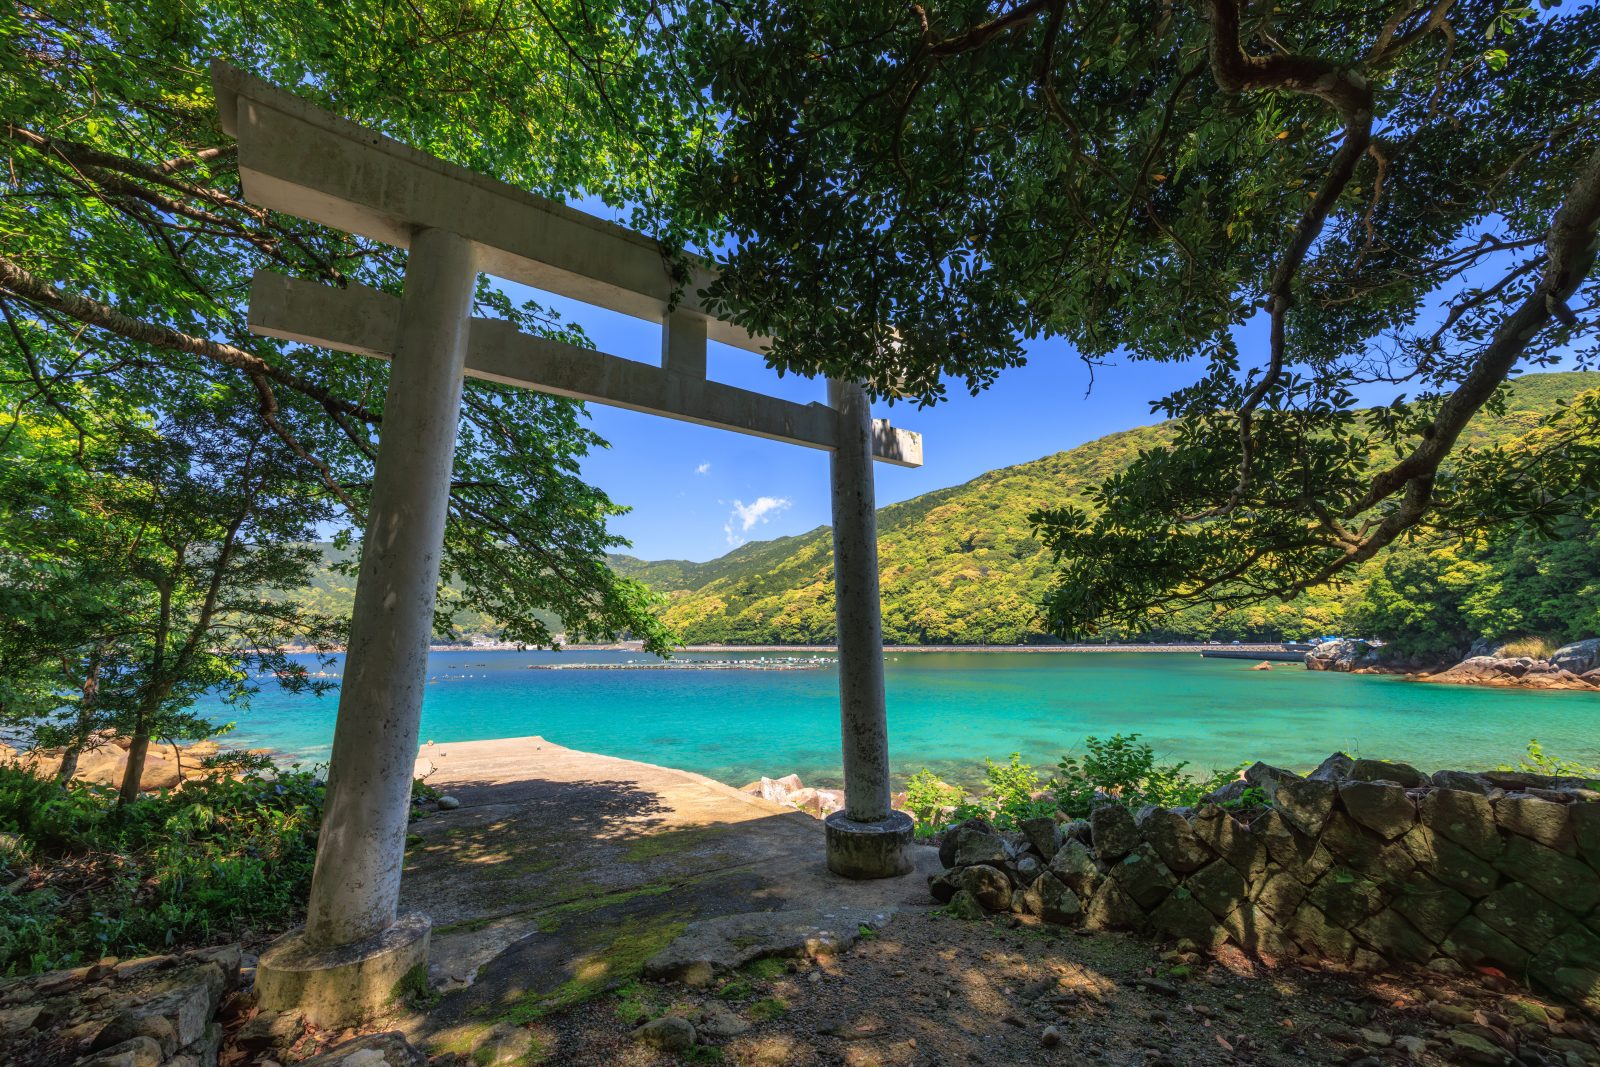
[952,829,1010,868]
[634,1016,697,1052]
[1040,1024,1061,1048]
[1419,788,1504,861]
[1192,806,1267,880]
[1184,859,1247,919]
[1047,839,1102,897]
[1441,916,1531,971]
[1014,854,1042,882]
[1445,1029,1515,1065]
[79,1037,163,1067]
[1393,1034,1427,1058]
[1109,844,1177,910]
[947,889,987,920]
[1266,776,1338,838]
[1431,769,1493,794]
[296,1032,428,1066]
[643,907,887,985]
[1150,890,1226,949]
[697,1003,751,1039]
[1222,902,1296,960]
[1306,640,1380,673]
[1495,834,1600,913]
[1308,752,1355,781]
[1352,907,1435,965]
[435,795,460,811]
[1083,878,1146,931]
[1340,780,1417,839]
[471,1023,537,1066]
[1089,803,1140,860]
[1257,809,1333,884]
[1308,870,1386,928]
[1496,794,1575,852]
[1020,816,1061,860]
[1573,802,1600,864]
[1252,869,1308,922]
[1551,638,1600,675]
[1028,872,1082,925]
[958,864,1013,911]
[237,1009,304,1053]
[93,1011,177,1058]
[1348,759,1429,788]
[1477,882,1573,953]
[1390,872,1472,943]
[743,773,804,804]
[928,868,959,904]
[1137,807,1212,873]
[1285,903,1357,962]
[938,818,996,867]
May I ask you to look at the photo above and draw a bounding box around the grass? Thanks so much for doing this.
[748,997,788,1021]
[492,913,689,1024]
[1497,635,1559,659]
[742,957,788,981]
[622,825,732,861]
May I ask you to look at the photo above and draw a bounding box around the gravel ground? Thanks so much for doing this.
[467,901,1600,1067]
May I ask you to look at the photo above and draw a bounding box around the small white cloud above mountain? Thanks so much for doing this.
[724,495,791,547]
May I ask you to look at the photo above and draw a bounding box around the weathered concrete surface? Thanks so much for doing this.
[397,736,937,1051]
[642,906,891,986]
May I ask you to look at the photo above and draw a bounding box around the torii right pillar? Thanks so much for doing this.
[824,378,915,878]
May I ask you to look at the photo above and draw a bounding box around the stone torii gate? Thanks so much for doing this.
[210,62,921,1025]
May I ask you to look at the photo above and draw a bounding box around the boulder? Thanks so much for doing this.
[1083,878,1146,932]
[950,828,1008,868]
[1390,872,1472,943]
[1431,769,1493,794]
[1494,834,1599,913]
[1019,816,1061,860]
[1257,809,1334,884]
[1306,639,1380,672]
[297,1033,428,1066]
[1137,807,1212,873]
[1285,903,1357,962]
[1023,872,1082,925]
[1440,916,1531,972]
[1495,794,1576,853]
[1184,858,1247,919]
[1348,759,1429,788]
[937,818,996,868]
[1419,788,1503,861]
[1339,780,1417,840]
[743,773,804,804]
[1266,776,1338,837]
[1352,907,1437,965]
[1192,806,1268,881]
[957,864,1012,912]
[1308,752,1355,782]
[1551,638,1600,676]
[1046,839,1102,897]
[634,1016,697,1052]
[927,868,959,904]
[1150,890,1227,949]
[1252,869,1308,922]
[1108,843,1177,910]
[1475,883,1573,954]
[1089,802,1140,860]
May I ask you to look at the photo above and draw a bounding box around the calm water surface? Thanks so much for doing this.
[212,651,1600,787]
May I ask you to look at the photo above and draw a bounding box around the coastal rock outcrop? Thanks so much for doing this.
[928,756,1600,1012]
[1425,654,1598,691]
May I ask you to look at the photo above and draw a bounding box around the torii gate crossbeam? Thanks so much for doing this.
[211,61,919,1027]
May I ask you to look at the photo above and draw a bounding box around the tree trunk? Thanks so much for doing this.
[118,728,151,805]
[56,648,105,784]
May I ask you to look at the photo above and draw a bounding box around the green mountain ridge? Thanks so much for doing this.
[611,371,1597,645]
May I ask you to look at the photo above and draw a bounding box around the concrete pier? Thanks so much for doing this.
[824,379,914,878]
[256,227,479,1025]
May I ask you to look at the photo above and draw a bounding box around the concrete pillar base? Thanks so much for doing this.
[824,810,915,879]
[254,912,431,1028]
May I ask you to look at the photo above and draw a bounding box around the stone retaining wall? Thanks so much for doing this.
[930,755,1600,1011]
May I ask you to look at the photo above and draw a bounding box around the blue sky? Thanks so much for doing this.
[516,276,1214,563]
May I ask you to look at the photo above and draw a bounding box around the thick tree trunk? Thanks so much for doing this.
[118,728,151,805]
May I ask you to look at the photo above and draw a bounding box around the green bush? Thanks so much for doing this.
[903,769,964,837]
[0,761,325,975]
[1054,734,1241,819]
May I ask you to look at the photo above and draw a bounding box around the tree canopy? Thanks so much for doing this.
[2,1,680,653]
[634,0,1600,633]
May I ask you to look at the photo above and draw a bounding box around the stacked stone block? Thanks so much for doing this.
[929,755,1600,1011]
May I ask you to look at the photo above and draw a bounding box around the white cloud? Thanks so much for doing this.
[724,496,791,547]
[695,462,712,475]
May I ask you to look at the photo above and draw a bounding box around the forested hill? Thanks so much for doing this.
[610,372,1598,646]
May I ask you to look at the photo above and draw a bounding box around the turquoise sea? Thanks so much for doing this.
[210,650,1600,788]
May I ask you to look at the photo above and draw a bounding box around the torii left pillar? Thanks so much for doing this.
[254,227,478,1026]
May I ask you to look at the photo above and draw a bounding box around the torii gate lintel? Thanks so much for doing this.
[212,62,919,1028]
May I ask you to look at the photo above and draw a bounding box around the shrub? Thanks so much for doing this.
[1053,734,1235,818]
[950,753,1055,830]
[903,769,964,836]
[1501,739,1600,782]
[0,760,326,975]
